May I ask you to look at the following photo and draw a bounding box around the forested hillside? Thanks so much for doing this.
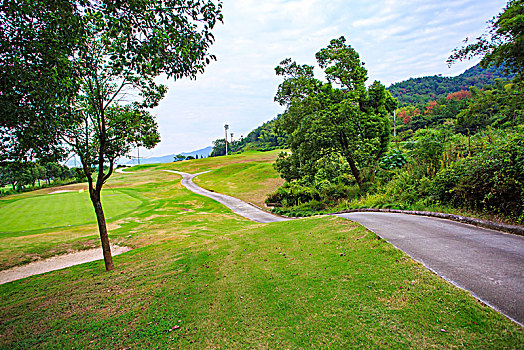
[388,64,512,106]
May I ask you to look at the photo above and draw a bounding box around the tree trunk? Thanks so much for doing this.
[90,190,114,271]
[346,155,363,189]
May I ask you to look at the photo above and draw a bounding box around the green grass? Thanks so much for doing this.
[1,216,522,348]
[0,189,142,234]
[162,150,284,207]
[0,151,522,348]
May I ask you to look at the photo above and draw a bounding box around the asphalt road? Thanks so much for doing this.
[163,170,289,223]
[163,170,523,324]
[336,212,524,325]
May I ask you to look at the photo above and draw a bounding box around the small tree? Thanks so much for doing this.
[60,0,222,271]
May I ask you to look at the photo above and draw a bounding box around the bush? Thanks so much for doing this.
[379,149,408,170]
[266,181,320,207]
[431,128,524,219]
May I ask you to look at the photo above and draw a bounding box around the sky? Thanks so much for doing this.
[141,0,508,159]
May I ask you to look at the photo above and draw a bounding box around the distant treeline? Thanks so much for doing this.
[388,63,512,106]
[210,118,289,156]
[0,161,83,196]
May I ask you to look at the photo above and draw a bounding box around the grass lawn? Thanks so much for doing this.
[164,150,284,207]
[0,189,142,234]
[0,152,522,348]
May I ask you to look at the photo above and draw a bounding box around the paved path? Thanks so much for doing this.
[336,212,524,325]
[163,170,289,223]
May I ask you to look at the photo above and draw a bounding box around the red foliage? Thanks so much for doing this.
[446,89,471,101]
[425,100,437,114]
[398,110,410,124]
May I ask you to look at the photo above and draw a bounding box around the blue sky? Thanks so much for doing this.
[142,0,507,158]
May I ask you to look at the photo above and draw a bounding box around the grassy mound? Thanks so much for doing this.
[164,150,284,207]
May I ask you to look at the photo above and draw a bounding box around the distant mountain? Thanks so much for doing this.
[388,64,512,106]
[65,146,213,167]
[126,146,213,165]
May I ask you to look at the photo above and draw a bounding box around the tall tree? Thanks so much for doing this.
[68,0,222,271]
[2,0,223,271]
[274,37,397,189]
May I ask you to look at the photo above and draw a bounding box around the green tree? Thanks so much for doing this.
[274,37,397,189]
[61,0,222,271]
[210,139,230,157]
[0,0,83,162]
[448,0,523,80]
[45,162,62,184]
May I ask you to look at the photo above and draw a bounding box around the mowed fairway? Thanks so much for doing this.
[0,152,522,349]
[166,150,285,207]
[0,189,142,234]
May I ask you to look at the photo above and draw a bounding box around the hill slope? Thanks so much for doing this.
[388,64,512,106]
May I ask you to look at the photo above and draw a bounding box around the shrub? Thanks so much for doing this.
[379,149,408,170]
[265,181,320,207]
[431,128,524,219]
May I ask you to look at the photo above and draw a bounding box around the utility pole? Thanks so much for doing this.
[137,146,140,165]
[224,124,229,156]
[393,110,396,138]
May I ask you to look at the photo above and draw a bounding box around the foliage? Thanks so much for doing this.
[391,78,522,138]
[0,161,75,192]
[210,117,289,156]
[430,127,524,220]
[210,138,232,157]
[388,63,512,106]
[404,129,450,174]
[60,0,221,270]
[379,149,408,170]
[455,80,523,133]
[240,118,289,151]
[0,0,83,162]
[266,181,320,207]
[274,37,396,189]
[448,0,524,81]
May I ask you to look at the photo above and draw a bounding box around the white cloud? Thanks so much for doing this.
[139,0,508,158]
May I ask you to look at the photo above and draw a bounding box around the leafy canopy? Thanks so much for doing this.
[0,0,83,162]
[274,37,397,189]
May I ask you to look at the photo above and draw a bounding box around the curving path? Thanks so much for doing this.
[336,212,524,325]
[163,170,289,223]
[166,170,524,324]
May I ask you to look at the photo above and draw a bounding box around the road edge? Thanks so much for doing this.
[332,208,524,236]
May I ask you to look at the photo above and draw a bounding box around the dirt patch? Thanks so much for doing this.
[143,214,170,221]
[0,245,131,285]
